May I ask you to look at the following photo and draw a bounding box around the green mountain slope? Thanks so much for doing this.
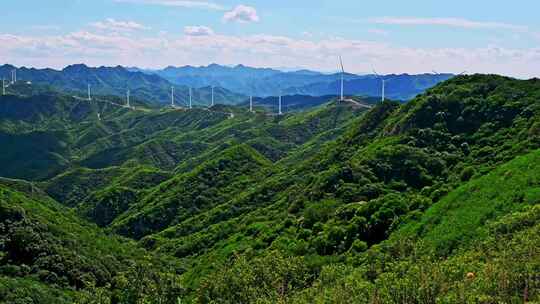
[0,74,539,303]
[0,181,183,303]
[283,149,540,303]
[110,144,272,239]
[1,64,246,106]
[158,75,540,298]
[398,149,540,254]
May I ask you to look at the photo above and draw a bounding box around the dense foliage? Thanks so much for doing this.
[0,182,184,303]
[0,74,539,303]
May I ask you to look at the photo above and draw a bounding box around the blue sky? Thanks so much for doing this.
[1,0,539,77]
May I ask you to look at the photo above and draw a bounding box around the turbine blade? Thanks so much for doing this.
[339,56,344,73]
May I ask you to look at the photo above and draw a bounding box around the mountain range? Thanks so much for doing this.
[0,64,247,106]
[1,63,455,111]
[0,74,539,302]
[132,64,455,100]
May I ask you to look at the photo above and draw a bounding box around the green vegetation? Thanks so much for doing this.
[0,74,539,303]
[0,64,246,106]
[0,181,184,302]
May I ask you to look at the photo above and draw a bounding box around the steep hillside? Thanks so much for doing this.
[0,182,183,303]
[150,74,540,298]
[0,64,246,105]
[0,74,539,303]
[111,144,272,239]
[283,150,540,303]
[398,149,540,252]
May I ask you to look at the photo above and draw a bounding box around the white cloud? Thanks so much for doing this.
[223,5,259,23]
[90,18,150,32]
[370,17,528,31]
[2,30,540,79]
[114,0,225,10]
[184,25,215,36]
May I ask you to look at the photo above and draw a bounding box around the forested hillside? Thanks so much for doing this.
[0,75,539,303]
[0,64,246,106]
[0,180,183,303]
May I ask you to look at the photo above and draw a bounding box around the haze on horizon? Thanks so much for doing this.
[1,0,539,78]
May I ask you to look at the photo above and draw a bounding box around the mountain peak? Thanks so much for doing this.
[63,63,90,73]
[1,64,16,70]
[235,64,246,68]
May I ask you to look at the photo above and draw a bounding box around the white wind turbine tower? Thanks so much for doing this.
[278,93,283,115]
[87,84,92,101]
[339,56,345,102]
[373,69,388,102]
[2,78,5,95]
[189,87,192,109]
[171,86,175,107]
[249,81,254,113]
[126,89,130,108]
[211,86,214,107]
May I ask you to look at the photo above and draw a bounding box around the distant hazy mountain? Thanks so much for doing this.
[284,73,455,101]
[132,64,355,96]
[135,64,453,100]
[1,63,454,105]
[0,64,246,105]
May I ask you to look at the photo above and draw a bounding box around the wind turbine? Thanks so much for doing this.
[87,84,92,101]
[211,86,214,107]
[249,81,254,113]
[126,89,130,108]
[339,56,345,102]
[373,69,389,102]
[2,78,5,95]
[278,93,283,115]
[189,87,192,109]
[171,86,175,107]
